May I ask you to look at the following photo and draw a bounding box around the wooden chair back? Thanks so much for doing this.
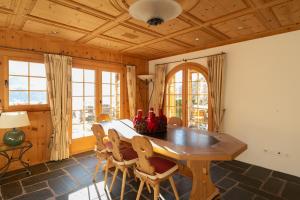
[99,114,111,122]
[168,117,183,126]
[92,124,106,151]
[108,129,123,162]
[132,136,155,175]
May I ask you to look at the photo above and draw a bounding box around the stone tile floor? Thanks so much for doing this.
[0,151,300,200]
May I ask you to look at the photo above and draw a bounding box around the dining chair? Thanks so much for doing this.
[168,117,183,126]
[91,124,112,187]
[132,136,179,200]
[108,129,138,200]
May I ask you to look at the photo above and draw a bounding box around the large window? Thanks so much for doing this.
[165,64,210,130]
[8,60,47,106]
[101,71,120,119]
[72,68,96,139]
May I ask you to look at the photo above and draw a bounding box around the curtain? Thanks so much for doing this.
[126,65,136,120]
[207,54,225,132]
[150,64,167,113]
[45,54,72,161]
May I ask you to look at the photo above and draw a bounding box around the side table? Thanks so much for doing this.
[0,141,32,179]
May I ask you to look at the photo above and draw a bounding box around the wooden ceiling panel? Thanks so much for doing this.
[23,20,85,41]
[0,13,8,27]
[173,29,220,46]
[189,0,248,22]
[128,17,192,35]
[0,0,14,9]
[213,14,267,38]
[30,0,107,31]
[87,37,130,51]
[71,0,122,16]
[146,40,187,52]
[102,25,156,44]
[272,0,300,26]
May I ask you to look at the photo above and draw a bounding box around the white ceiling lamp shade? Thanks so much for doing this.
[129,0,182,26]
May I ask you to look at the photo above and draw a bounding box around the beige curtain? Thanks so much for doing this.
[207,54,225,132]
[126,65,136,119]
[150,64,167,113]
[45,54,72,161]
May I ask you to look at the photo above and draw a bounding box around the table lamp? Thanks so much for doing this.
[0,111,31,146]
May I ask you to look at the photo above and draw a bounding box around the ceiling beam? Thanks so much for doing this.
[8,0,38,30]
[121,0,290,53]
[77,13,131,43]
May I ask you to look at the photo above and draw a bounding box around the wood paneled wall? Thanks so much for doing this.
[0,29,148,171]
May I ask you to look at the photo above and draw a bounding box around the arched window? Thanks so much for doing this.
[165,63,211,130]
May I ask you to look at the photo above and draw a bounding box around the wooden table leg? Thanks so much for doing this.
[187,160,219,200]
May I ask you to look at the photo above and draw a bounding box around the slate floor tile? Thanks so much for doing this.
[175,178,192,197]
[272,171,300,185]
[281,182,300,200]
[226,160,252,170]
[23,181,48,193]
[0,181,23,200]
[64,164,93,186]
[13,188,53,200]
[216,178,237,190]
[222,187,254,200]
[239,183,283,200]
[21,169,65,186]
[245,166,272,181]
[48,175,78,195]
[218,162,245,174]
[210,165,230,183]
[261,177,284,195]
[228,172,262,188]
[46,158,77,171]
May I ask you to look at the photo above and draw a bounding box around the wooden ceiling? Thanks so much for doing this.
[0,0,300,59]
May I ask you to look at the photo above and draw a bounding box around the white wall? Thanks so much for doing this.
[149,30,300,177]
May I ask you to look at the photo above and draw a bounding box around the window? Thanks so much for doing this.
[101,71,120,119]
[72,68,96,139]
[8,60,47,106]
[165,64,210,130]
[165,70,183,118]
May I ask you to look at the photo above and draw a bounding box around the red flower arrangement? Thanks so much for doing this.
[133,108,167,134]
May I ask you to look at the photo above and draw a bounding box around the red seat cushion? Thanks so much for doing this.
[121,148,138,161]
[104,141,113,150]
[149,157,176,174]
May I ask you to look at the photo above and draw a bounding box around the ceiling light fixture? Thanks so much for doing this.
[129,0,182,26]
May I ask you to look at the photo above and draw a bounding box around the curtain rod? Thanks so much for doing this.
[156,52,226,66]
[0,45,131,66]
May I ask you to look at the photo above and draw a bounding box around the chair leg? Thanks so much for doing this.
[104,159,110,189]
[120,168,127,200]
[169,176,179,200]
[93,159,102,182]
[153,183,159,200]
[136,180,145,200]
[110,167,119,192]
[146,182,151,193]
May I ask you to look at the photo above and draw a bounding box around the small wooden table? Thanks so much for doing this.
[97,120,247,200]
[0,141,32,179]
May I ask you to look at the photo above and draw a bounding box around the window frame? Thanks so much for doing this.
[164,62,213,131]
[3,56,49,112]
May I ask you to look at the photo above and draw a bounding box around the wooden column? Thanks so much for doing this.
[187,160,219,200]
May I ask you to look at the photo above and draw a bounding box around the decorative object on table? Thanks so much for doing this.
[0,141,32,179]
[157,108,167,132]
[146,109,157,133]
[129,0,182,26]
[133,109,147,134]
[0,111,31,146]
[133,109,167,136]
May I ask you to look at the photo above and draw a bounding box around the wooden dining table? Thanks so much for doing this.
[98,119,247,200]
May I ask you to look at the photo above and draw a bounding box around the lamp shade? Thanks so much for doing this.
[0,111,31,129]
[129,0,182,25]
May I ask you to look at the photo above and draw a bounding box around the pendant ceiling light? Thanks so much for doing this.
[129,0,182,26]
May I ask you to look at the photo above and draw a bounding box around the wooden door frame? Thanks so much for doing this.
[165,62,213,131]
